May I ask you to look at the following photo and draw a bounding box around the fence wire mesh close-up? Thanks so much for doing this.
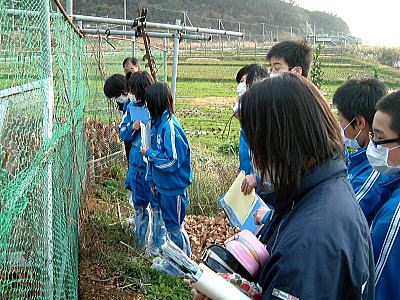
[1,1,87,298]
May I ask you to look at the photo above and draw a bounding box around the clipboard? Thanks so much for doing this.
[129,106,150,124]
[218,171,269,234]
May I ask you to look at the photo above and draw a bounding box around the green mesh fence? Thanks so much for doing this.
[0,1,87,298]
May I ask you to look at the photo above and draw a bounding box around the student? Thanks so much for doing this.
[266,40,312,77]
[195,74,375,299]
[333,78,388,224]
[141,82,192,256]
[234,65,269,195]
[367,90,400,299]
[119,71,165,250]
[103,73,136,113]
[123,57,141,75]
[252,41,312,225]
[103,74,134,161]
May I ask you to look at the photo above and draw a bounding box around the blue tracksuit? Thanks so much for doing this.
[144,110,192,255]
[347,147,388,224]
[145,110,192,196]
[239,128,255,175]
[119,101,163,247]
[371,175,400,300]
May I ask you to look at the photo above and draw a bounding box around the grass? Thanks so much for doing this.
[81,160,192,299]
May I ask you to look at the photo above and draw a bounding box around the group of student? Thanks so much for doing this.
[195,41,400,300]
[103,58,192,256]
[104,41,400,299]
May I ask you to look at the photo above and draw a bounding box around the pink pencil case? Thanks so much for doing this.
[225,230,270,279]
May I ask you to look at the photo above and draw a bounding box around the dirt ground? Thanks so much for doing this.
[78,192,236,299]
[78,195,141,300]
[184,96,236,107]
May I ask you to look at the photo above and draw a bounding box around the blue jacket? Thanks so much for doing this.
[347,147,388,225]
[257,158,375,299]
[145,110,192,196]
[239,128,255,175]
[119,101,148,173]
[371,175,400,300]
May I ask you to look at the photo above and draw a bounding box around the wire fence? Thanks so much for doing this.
[0,1,87,298]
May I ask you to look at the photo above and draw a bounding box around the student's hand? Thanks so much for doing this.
[241,174,257,195]
[151,186,157,195]
[133,120,141,131]
[253,207,270,225]
[191,289,211,300]
[140,146,149,155]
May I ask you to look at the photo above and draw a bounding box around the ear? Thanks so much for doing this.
[355,116,367,130]
[292,66,303,76]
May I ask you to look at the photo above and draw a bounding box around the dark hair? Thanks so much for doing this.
[266,40,312,77]
[103,74,126,98]
[127,71,154,101]
[376,90,400,136]
[144,82,174,121]
[332,78,387,127]
[236,64,258,83]
[122,57,139,68]
[246,64,269,87]
[240,73,343,209]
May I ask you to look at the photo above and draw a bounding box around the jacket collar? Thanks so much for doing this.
[291,158,348,204]
[152,110,170,127]
[348,147,367,165]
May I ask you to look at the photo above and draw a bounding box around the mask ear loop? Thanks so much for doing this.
[221,113,235,141]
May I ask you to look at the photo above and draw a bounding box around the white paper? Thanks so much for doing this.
[141,121,151,163]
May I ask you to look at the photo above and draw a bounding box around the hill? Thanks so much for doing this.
[72,0,350,36]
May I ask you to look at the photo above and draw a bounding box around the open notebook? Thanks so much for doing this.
[218,171,269,235]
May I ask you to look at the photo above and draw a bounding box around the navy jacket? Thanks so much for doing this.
[258,158,375,300]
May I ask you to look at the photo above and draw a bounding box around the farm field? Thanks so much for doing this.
[79,53,400,299]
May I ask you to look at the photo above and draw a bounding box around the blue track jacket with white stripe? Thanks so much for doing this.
[239,128,255,175]
[119,101,147,173]
[347,147,388,225]
[144,110,192,196]
[371,175,400,300]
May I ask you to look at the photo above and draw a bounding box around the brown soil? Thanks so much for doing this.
[185,96,236,107]
[78,187,237,299]
[78,196,141,300]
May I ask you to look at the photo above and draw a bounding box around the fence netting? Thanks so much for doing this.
[0,0,87,298]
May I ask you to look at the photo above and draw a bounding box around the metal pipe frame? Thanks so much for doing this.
[73,14,243,37]
[82,28,211,41]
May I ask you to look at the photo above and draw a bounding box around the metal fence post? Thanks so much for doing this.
[171,19,181,103]
[41,0,55,297]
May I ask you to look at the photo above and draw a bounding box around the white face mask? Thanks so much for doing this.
[256,168,275,193]
[115,95,129,104]
[341,118,361,149]
[128,93,136,102]
[269,72,283,78]
[236,82,247,97]
[366,138,400,175]
[232,101,240,114]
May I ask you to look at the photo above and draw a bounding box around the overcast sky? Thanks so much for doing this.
[294,0,400,47]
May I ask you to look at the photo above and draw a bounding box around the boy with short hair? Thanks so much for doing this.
[367,90,400,299]
[266,40,312,77]
[333,78,388,224]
